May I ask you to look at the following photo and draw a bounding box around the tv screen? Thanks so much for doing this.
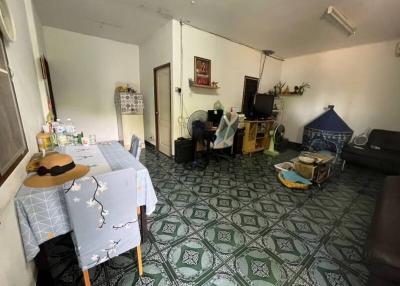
[253,93,274,118]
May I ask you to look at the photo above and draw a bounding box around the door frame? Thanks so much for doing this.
[241,75,259,111]
[40,55,57,119]
[153,63,172,156]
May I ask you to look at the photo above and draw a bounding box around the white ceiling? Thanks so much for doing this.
[33,0,400,58]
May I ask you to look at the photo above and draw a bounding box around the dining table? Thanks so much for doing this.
[15,141,157,262]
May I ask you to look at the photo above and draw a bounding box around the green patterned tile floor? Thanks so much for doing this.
[42,147,384,286]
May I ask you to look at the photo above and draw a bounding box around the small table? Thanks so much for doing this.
[291,152,335,195]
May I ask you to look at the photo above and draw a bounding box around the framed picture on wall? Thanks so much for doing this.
[194,56,211,86]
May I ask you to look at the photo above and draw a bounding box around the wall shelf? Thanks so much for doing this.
[277,93,302,97]
[189,79,219,89]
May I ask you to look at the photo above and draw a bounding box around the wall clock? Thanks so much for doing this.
[396,42,400,57]
[0,0,16,42]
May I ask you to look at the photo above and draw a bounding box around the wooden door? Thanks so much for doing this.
[154,64,171,156]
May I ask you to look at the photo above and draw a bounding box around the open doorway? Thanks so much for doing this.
[241,76,259,116]
[153,63,172,156]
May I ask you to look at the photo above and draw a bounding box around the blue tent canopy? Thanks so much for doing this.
[302,106,353,156]
[305,105,352,133]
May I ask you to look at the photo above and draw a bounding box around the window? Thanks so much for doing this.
[0,35,28,186]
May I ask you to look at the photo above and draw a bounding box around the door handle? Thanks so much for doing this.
[155,111,159,115]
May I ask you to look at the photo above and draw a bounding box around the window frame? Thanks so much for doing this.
[0,35,28,186]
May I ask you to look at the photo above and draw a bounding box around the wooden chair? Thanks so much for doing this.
[63,169,143,286]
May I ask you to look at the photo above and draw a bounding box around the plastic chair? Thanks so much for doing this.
[309,137,338,161]
[308,136,344,176]
[130,134,141,160]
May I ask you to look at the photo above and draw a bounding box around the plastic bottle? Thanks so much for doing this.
[54,118,65,134]
[65,118,76,145]
[55,119,68,146]
[65,118,75,134]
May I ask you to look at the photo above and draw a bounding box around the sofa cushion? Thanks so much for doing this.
[368,129,400,153]
[342,145,400,162]
[366,176,400,280]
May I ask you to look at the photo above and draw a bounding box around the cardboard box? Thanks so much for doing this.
[294,161,317,180]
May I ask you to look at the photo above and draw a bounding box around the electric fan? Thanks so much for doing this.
[265,123,285,156]
[352,128,370,146]
[187,110,208,137]
[184,110,208,170]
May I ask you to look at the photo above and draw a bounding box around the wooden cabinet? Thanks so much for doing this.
[242,120,273,155]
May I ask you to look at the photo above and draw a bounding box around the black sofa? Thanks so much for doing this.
[365,176,400,286]
[341,129,400,174]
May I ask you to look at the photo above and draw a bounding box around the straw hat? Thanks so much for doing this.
[24,153,89,188]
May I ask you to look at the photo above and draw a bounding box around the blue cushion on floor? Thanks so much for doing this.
[282,170,312,185]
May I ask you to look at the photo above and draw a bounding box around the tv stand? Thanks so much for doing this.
[242,119,274,155]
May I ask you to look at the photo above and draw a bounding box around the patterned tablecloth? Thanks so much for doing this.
[15,141,157,261]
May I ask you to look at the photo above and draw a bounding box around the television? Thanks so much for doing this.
[253,93,274,119]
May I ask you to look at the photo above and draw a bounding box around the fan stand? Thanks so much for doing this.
[184,158,208,170]
[264,130,279,156]
[183,134,208,171]
[184,111,210,170]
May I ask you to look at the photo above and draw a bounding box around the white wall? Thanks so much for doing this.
[281,39,400,143]
[43,27,140,141]
[139,21,173,145]
[0,0,46,284]
[140,20,282,154]
[172,21,282,140]
[24,0,49,119]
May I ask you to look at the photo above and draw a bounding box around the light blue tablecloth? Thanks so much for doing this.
[15,141,157,261]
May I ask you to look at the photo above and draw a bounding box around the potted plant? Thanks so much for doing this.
[298,82,311,95]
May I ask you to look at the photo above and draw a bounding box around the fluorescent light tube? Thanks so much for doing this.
[326,6,356,36]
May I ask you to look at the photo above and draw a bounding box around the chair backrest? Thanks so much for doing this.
[213,112,239,149]
[63,168,140,271]
[130,134,141,160]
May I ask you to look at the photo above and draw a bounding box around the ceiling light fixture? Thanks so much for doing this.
[325,6,356,36]
[262,50,284,61]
